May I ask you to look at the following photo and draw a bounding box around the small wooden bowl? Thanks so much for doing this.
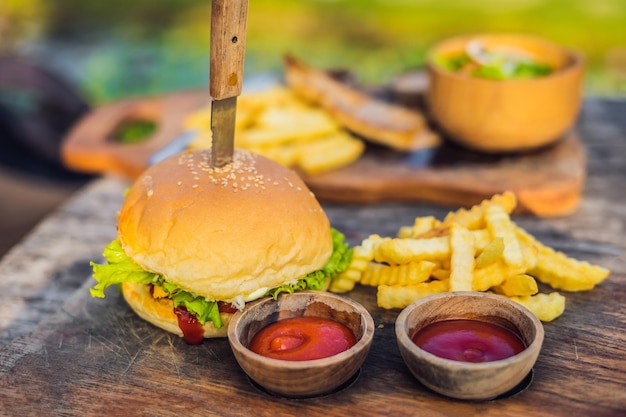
[395,292,544,400]
[426,33,584,153]
[227,291,375,398]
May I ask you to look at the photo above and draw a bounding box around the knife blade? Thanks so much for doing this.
[210,0,249,168]
[148,129,197,166]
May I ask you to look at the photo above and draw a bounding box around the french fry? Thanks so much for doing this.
[530,250,610,291]
[492,274,539,297]
[397,216,441,238]
[470,229,492,252]
[520,238,539,270]
[377,280,449,309]
[475,237,505,268]
[360,261,436,287]
[485,203,525,269]
[326,190,609,323]
[443,191,517,229]
[373,230,491,265]
[295,131,365,175]
[185,85,365,175]
[329,253,368,293]
[416,224,451,238]
[431,268,450,281]
[514,225,610,291]
[329,237,378,293]
[509,292,566,322]
[449,224,475,292]
[239,105,338,147]
[247,143,300,168]
[472,259,511,291]
[374,236,450,264]
[358,235,384,261]
[328,272,361,293]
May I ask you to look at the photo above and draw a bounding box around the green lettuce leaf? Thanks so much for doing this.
[435,51,552,80]
[169,291,222,328]
[89,239,159,298]
[90,239,222,328]
[90,227,353,328]
[266,228,353,299]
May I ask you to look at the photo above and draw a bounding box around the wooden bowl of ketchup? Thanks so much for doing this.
[227,291,375,398]
[395,291,544,401]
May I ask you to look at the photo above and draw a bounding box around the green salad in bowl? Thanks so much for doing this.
[434,40,553,80]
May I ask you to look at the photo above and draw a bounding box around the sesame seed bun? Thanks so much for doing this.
[117,148,332,305]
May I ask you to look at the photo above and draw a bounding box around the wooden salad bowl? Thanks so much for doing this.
[426,33,584,153]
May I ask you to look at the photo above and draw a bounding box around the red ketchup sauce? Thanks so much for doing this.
[173,302,238,345]
[249,316,357,361]
[174,306,204,345]
[411,319,526,363]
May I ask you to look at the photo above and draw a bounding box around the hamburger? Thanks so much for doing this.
[90,148,352,344]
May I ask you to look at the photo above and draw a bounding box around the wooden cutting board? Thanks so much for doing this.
[61,87,585,217]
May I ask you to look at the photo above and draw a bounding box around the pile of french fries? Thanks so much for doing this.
[329,191,611,322]
[184,86,365,175]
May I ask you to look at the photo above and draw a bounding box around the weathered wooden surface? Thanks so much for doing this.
[1,98,625,416]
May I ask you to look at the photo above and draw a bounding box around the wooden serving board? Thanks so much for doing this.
[61,88,585,217]
[1,271,624,416]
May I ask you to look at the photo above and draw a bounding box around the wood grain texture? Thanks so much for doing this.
[0,271,623,417]
[1,98,625,416]
[302,131,585,216]
[60,89,585,217]
[210,0,248,100]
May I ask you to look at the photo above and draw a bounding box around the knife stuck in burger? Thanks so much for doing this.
[89,148,353,344]
[89,0,352,344]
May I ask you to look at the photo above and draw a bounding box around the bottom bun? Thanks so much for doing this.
[121,282,231,339]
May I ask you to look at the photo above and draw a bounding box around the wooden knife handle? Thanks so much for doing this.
[210,0,249,100]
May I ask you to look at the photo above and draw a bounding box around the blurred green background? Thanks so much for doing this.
[2,0,626,104]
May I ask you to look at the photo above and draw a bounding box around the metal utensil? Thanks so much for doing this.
[147,129,198,166]
[210,0,249,168]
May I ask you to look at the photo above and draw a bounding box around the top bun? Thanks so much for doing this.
[117,149,332,302]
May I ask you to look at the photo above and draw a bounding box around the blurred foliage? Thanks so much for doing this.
[6,0,626,103]
[0,0,47,53]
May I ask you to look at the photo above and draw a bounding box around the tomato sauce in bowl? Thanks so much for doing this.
[227,291,375,397]
[395,292,544,400]
[411,319,526,363]
[249,316,357,361]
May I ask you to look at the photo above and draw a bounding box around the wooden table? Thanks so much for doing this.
[1,98,624,416]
